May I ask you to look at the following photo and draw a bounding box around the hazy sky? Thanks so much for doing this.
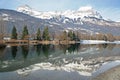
[0,0,120,21]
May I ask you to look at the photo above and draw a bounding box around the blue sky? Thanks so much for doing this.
[0,0,120,21]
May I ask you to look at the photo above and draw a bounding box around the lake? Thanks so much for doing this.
[0,43,120,80]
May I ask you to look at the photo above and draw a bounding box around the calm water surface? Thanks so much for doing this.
[0,44,120,80]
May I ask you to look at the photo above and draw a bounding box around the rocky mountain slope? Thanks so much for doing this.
[0,5,120,35]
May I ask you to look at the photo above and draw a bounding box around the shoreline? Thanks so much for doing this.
[1,40,76,45]
[0,40,120,46]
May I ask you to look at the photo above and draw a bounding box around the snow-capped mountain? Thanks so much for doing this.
[0,5,120,36]
[17,5,120,27]
[17,5,102,20]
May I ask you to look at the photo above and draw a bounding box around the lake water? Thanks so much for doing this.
[0,44,120,80]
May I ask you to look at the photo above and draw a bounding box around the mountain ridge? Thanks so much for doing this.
[0,6,120,36]
[17,5,103,20]
[17,5,120,27]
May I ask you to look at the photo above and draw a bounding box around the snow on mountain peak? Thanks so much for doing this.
[17,4,33,15]
[77,6,102,19]
[17,4,32,11]
[17,5,103,20]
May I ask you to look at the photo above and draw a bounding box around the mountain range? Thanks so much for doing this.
[0,5,120,36]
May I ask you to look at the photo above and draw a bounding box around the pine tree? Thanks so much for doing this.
[73,32,76,40]
[42,27,50,40]
[68,31,76,40]
[36,28,41,40]
[11,26,17,39]
[68,30,73,40]
[62,31,67,40]
[21,25,29,39]
[103,35,107,41]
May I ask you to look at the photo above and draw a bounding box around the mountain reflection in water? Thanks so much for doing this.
[0,43,120,80]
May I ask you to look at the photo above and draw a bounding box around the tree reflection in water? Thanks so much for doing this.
[6,43,117,60]
[98,44,116,50]
[59,43,80,54]
[67,43,80,53]
[35,44,42,56]
[0,47,5,59]
[21,46,29,59]
[102,43,108,49]
[11,46,17,59]
[42,44,50,58]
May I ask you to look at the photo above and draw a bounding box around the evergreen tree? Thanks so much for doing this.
[103,35,107,41]
[21,25,29,39]
[42,27,50,40]
[36,28,41,40]
[68,30,73,40]
[11,26,17,39]
[73,32,76,40]
[62,31,67,40]
[68,31,76,40]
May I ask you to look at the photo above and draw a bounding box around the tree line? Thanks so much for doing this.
[11,25,50,40]
[11,25,120,41]
[11,25,80,41]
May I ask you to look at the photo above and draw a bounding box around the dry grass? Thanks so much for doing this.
[1,39,77,45]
